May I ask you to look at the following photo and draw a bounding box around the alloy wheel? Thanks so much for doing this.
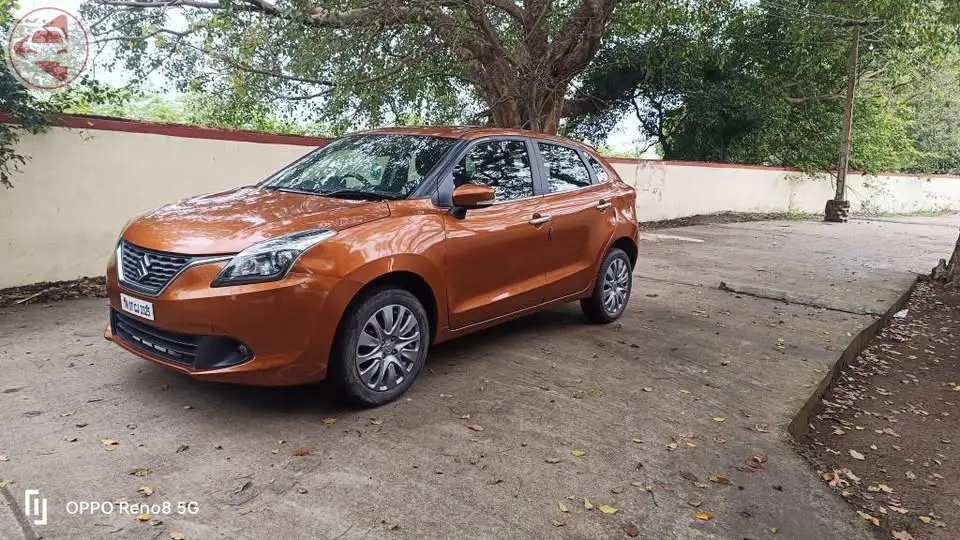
[602,258,630,315]
[355,304,421,392]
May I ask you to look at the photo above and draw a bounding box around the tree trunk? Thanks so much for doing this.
[486,83,566,134]
[947,228,960,282]
[931,227,960,282]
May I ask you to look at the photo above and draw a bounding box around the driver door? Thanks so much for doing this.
[441,138,551,329]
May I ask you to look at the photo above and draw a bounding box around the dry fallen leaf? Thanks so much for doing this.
[558,502,569,513]
[695,511,713,521]
[170,534,186,540]
[583,498,594,510]
[571,449,587,457]
[892,531,915,540]
[466,424,484,432]
[856,510,880,526]
[130,468,151,477]
[709,473,732,485]
[889,506,909,515]
[137,486,154,497]
[0,480,13,488]
[849,449,865,460]
[0,455,8,462]
[712,417,725,423]
[100,438,119,450]
[545,457,561,464]
[919,516,933,524]
[320,417,337,425]
[878,484,893,494]
[137,512,152,522]
[369,418,383,426]
[598,505,618,515]
[906,471,917,480]
[294,448,310,456]
[642,387,653,392]
[551,519,565,527]
[631,438,643,443]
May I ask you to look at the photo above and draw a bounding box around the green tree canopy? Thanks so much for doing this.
[567,0,960,173]
[84,0,675,134]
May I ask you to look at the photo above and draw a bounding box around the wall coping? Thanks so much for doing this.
[0,112,330,147]
[605,156,960,180]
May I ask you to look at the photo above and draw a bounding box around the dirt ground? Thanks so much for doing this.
[1,216,958,540]
[803,281,960,540]
[0,277,105,308]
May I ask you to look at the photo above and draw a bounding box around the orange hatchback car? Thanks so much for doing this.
[106,127,638,406]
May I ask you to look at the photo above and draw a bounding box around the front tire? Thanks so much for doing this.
[331,287,430,407]
[581,248,633,323]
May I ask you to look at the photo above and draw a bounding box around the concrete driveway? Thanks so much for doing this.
[1,216,957,540]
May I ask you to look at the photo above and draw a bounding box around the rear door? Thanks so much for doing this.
[533,141,618,300]
[441,138,551,329]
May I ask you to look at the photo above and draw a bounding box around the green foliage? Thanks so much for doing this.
[66,91,329,136]
[569,0,960,174]
[1,0,53,188]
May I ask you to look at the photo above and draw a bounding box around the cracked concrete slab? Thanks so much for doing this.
[0,215,957,539]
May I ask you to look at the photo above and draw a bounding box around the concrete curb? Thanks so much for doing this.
[787,277,919,440]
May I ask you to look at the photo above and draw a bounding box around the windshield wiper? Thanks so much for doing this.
[320,189,402,201]
[263,186,319,196]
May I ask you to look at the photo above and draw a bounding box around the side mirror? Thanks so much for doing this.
[452,183,496,208]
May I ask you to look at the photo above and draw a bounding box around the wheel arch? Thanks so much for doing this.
[610,236,638,268]
[344,271,440,344]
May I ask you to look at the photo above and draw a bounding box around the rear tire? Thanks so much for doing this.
[581,248,633,324]
[331,287,430,407]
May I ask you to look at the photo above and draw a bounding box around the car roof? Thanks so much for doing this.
[357,125,598,153]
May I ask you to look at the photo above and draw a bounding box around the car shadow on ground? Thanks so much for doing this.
[116,303,592,417]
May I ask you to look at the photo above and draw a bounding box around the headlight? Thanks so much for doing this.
[211,229,336,287]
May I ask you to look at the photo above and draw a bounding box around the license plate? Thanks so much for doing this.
[120,293,154,321]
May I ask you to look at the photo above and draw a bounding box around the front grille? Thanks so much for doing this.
[119,241,193,295]
[111,310,197,366]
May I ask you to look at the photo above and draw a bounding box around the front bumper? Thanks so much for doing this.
[104,255,362,386]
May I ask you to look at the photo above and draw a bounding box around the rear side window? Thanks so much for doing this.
[539,143,592,193]
[587,157,610,183]
[452,140,534,202]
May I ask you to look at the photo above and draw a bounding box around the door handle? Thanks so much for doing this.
[529,214,552,226]
[596,200,612,211]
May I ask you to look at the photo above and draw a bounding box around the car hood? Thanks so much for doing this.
[122,187,390,254]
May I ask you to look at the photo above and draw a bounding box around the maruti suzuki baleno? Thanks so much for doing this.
[105,127,639,406]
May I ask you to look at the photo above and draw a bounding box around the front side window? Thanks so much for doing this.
[539,143,592,193]
[261,134,455,199]
[588,157,610,183]
[452,140,534,202]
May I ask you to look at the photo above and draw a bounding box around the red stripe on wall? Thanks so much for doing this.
[1,112,330,147]
[605,157,960,179]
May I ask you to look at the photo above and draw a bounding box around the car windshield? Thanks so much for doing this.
[260,134,456,199]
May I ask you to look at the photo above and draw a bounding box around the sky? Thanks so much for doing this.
[11,0,649,154]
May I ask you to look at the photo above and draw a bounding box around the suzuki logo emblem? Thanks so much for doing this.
[134,253,151,280]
